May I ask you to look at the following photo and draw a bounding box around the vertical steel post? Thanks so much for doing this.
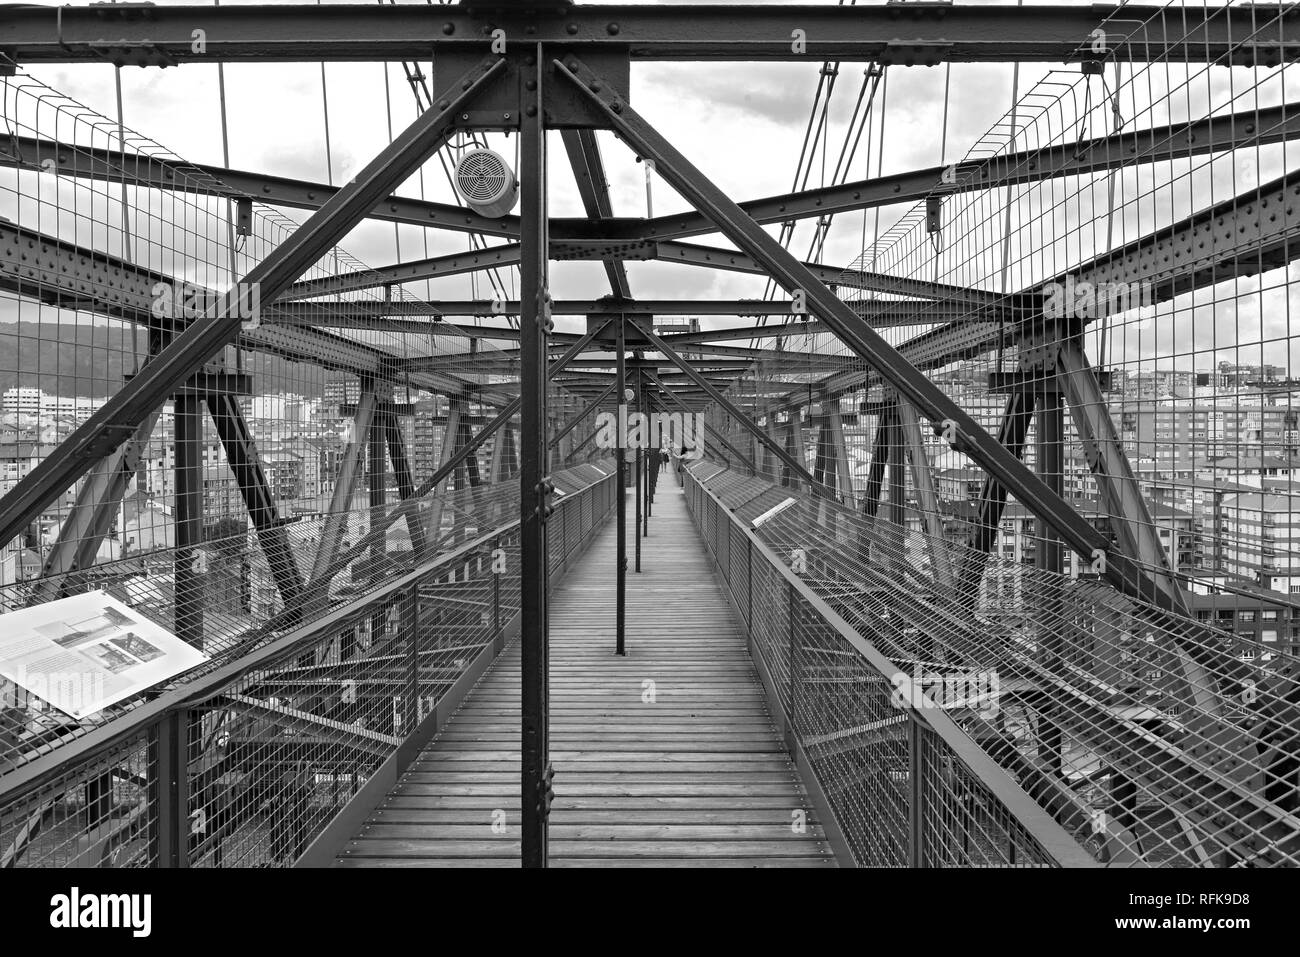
[616,318,627,654]
[635,369,643,572]
[150,709,190,868]
[365,398,388,658]
[174,395,204,650]
[518,46,551,869]
[888,399,907,574]
[405,581,421,735]
[492,534,504,654]
[788,580,798,733]
[908,715,925,867]
[1036,389,1065,577]
[1036,387,1065,775]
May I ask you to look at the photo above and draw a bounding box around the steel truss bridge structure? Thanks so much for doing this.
[1,0,1300,868]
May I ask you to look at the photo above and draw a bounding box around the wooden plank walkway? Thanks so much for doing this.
[335,474,836,867]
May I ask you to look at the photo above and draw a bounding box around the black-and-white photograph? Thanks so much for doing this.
[109,632,165,664]
[0,0,1292,932]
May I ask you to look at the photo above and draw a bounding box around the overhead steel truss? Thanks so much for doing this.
[4,0,1300,870]
[1,3,1292,65]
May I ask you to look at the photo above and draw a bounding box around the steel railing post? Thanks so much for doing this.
[788,581,798,733]
[150,708,190,868]
[747,538,753,632]
[492,535,503,654]
[909,715,925,867]
[406,582,421,730]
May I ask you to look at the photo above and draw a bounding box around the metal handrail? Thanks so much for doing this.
[684,466,1097,867]
[0,470,614,818]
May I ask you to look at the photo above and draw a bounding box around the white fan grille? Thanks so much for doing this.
[456,150,511,204]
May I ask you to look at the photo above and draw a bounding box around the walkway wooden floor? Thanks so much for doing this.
[335,475,835,867]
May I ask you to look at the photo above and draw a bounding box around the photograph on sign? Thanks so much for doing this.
[0,590,209,720]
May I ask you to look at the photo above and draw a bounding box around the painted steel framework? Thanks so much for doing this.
[1,0,1299,869]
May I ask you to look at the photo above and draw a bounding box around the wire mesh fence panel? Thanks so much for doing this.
[662,0,1300,869]
[0,470,615,867]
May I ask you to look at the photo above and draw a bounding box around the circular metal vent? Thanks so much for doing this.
[454,148,517,218]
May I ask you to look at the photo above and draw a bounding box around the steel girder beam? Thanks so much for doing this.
[639,325,831,496]
[824,408,855,508]
[489,423,508,483]
[5,5,1293,64]
[452,403,482,491]
[561,128,633,298]
[957,390,1037,600]
[207,393,307,618]
[0,55,505,551]
[0,220,498,401]
[285,235,970,305]
[32,409,161,600]
[559,56,1176,618]
[424,398,463,544]
[568,427,601,462]
[311,387,378,584]
[896,398,953,588]
[282,243,523,301]
[646,372,755,473]
[381,409,430,561]
[549,383,616,451]
[174,396,205,650]
[643,240,997,305]
[275,304,984,328]
[21,97,1293,252]
[518,48,550,869]
[399,354,829,374]
[861,405,893,521]
[810,167,1300,411]
[783,414,805,490]
[1055,339,1188,616]
[0,134,518,242]
[576,101,1300,246]
[367,396,389,588]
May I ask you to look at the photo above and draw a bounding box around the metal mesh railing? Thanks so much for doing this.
[0,466,614,868]
[689,463,1146,868]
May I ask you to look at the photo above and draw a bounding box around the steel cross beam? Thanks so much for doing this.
[5,5,1293,64]
[957,390,1037,601]
[381,408,431,562]
[561,128,633,299]
[549,383,616,451]
[896,399,953,588]
[0,220,502,402]
[308,319,613,593]
[648,240,994,305]
[284,236,950,304]
[312,387,379,585]
[1056,340,1189,616]
[645,371,757,473]
[281,244,523,300]
[571,101,1300,246]
[0,55,507,551]
[639,325,832,497]
[18,97,1294,251]
[257,301,988,329]
[32,409,161,600]
[556,56,1172,615]
[823,166,1300,411]
[206,393,307,620]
